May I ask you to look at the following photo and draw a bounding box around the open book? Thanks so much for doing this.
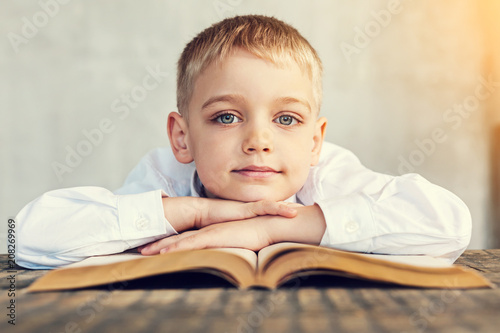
[27,242,492,292]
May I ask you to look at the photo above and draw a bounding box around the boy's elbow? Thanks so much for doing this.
[442,190,472,243]
[16,226,71,269]
[450,204,472,262]
[15,206,43,269]
[14,196,65,269]
[434,190,472,263]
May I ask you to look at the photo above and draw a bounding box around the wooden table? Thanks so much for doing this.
[1,250,499,333]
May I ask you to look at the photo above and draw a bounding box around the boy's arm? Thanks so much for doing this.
[16,187,295,269]
[160,196,296,231]
[143,176,470,263]
[16,187,170,269]
[139,204,325,255]
[300,142,472,263]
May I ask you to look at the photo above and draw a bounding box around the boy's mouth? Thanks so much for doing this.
[232,165,281,178]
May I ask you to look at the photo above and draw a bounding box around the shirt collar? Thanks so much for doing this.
[190,170,204,198]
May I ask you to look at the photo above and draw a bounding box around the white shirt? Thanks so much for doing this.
[15,142,471,269]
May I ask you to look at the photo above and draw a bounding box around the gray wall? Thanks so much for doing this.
[2,0,499,252]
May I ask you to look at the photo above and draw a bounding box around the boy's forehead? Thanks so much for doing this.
[214,48,308,76]
[190,49,318,110]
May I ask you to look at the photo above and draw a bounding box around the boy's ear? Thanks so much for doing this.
[311,117,327,166]
[167,111,194,164]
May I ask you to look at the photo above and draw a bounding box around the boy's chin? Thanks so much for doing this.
[208,189,293,203]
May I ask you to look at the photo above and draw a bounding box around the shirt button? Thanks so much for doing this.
[135,217,150,230]
[345,221,359,233]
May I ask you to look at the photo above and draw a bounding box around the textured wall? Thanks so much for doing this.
[482,0,500,247]
[1,0,498,251]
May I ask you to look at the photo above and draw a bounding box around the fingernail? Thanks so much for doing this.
[160,248,168,254]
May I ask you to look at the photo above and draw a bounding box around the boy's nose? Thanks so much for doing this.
[242,126,274,154]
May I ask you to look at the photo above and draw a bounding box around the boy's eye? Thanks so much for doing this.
[274,115,298,126]
[215,113,241,124]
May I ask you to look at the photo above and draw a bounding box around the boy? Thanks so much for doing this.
[16,15,471,269]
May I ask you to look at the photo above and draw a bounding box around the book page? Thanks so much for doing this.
[28,248,260,292]
[64,248,258,270]
[256,243,491,289]
[209,248,258,270]
[257,242,308,269]
[363,254,451,268]
[68,246,448,272]
[257,242,452,271]
[63,253,145,269]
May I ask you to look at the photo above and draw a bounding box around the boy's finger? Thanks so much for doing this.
[140,232,192,255]
[140,240,164,255]
[160,233,204,254]
[280,202,304,208]
[277,204,298,217]
[249,200,297,218]
[160,227,226,253]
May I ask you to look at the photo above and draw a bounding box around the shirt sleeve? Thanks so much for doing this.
[299,143,472,264]
[16,187,177,269]
[15,148,187,269]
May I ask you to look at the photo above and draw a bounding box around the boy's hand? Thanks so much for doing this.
[140,204,326,255]
[141,218,273,254]
[161,196,298,232]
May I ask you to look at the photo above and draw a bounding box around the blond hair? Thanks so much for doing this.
[176,15,323,117]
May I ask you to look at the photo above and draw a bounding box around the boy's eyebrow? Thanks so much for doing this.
[273,97,311,113]
[202,95,312,113]
[201,94,246,111]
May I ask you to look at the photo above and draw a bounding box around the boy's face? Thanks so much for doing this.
[169,49,326,202]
